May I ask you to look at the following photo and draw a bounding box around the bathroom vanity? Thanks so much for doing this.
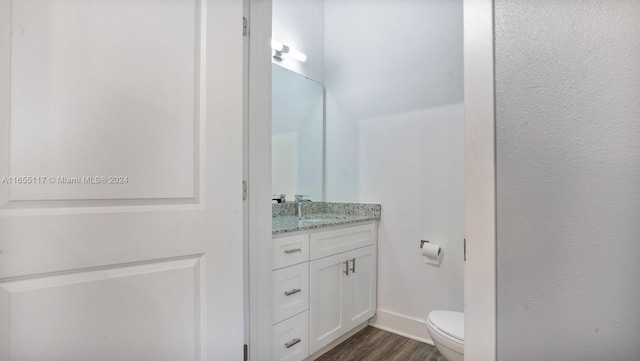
[270,202,380,361]
[269,62,381,360]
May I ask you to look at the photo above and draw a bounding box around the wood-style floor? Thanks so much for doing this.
[315,326,446,361]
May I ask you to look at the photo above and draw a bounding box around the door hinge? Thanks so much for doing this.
[243,344,248,361]
[242,180,248,200]
[243,17,248,37]
[463,238,466,261]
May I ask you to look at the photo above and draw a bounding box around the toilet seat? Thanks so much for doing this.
[426,310,464,356]
[428,310,464,342]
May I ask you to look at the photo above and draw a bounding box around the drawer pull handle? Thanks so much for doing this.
[284,248,301,254]
[343,260,349,276]
[284,288,301,296]
[350,258,356,273]
[285,338,301,348]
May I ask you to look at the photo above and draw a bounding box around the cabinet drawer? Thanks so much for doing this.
[273,234,309,270]
[310,223,375,260]
[272,311,309,361]
[272,263,309,324]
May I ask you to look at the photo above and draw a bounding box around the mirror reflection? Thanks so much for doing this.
[272,64,324,202]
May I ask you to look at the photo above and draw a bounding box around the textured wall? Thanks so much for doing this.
[495,1,640,359]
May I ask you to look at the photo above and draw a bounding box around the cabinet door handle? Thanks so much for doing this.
[284,338,301,348]
[284,288,301,296]
[350,258,356,273]
[284,248,301,254]
[343,260,349,276]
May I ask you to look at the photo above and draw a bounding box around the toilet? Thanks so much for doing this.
[426,310,464,361]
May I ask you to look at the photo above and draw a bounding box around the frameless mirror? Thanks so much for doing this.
[272,64,324,202]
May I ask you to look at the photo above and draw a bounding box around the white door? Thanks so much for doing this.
[0,1,245,360]
[309,253,346,354]
[345,246,376,329]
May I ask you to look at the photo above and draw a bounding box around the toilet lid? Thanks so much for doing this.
[428,310,464,341]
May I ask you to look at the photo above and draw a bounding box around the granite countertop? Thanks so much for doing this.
[272,202,381,234]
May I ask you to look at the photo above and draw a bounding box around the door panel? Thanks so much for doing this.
[2,256,202,361]
[9,0,198,201]
[0,0,244,359]
[346,246,376,328]
[309,253,345,354]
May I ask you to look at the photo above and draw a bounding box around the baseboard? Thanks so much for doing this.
[368,309,434,346]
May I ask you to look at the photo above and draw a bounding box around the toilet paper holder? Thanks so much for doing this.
[420,240,442,266]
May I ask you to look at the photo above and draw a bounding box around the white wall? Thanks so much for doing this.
[495,1,640,359]
[272,0,324,82]
[324,0,464,343]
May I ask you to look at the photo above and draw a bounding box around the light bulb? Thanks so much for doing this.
[288,48,307,62]
[270,39,284,51]
[270,39,307,62]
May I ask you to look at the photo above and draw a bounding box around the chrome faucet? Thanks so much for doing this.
[294,194,311,219]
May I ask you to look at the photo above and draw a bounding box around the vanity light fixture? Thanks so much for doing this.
[271,39,307,63]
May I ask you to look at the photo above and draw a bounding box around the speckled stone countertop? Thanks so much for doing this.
[272,202,381,234]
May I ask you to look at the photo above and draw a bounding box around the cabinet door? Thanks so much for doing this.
[309,253,348,354]
[346,245,377,329]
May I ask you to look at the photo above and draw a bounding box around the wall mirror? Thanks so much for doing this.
[272,63,324,202]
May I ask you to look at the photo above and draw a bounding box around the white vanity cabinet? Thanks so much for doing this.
[271,222,377,361]
[308,224,377,355]
[271,221,377,361]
